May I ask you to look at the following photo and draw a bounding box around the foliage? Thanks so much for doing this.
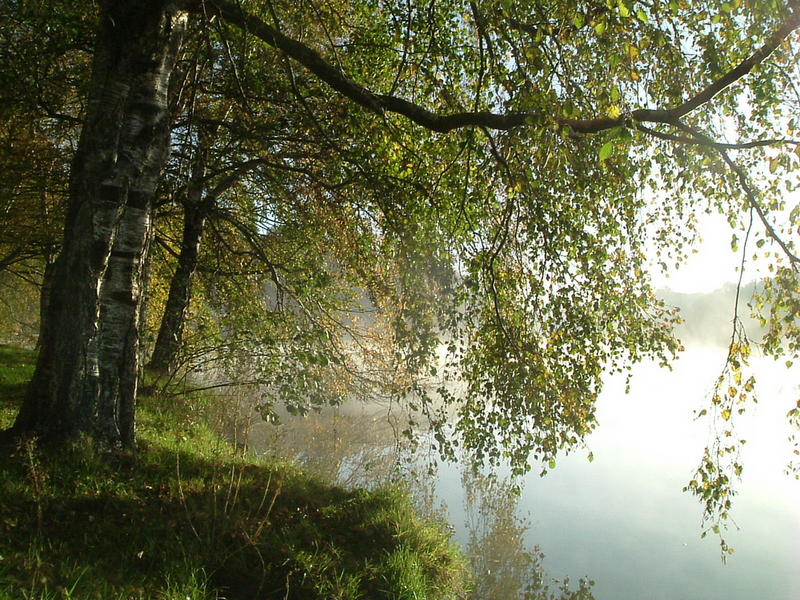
[0,0,88,272]
[216,0,800,544]
[0,275,40,347]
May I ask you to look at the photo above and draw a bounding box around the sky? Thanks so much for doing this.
[649,210,757,294]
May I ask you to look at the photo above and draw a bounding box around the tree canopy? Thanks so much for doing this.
[1,0,799,547]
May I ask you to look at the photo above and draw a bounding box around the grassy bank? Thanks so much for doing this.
[0,346,467,599]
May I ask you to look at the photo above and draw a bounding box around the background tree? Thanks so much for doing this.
[0,0,90,341]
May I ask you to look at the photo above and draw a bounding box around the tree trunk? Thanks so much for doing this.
[147,192,210,375]
[148,126,241,376]
[36,259,56,351]
[11,1,187,448]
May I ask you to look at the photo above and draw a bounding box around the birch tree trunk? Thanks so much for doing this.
[147,184,210,376]
[11,1,187,447]
[148,125,242,376]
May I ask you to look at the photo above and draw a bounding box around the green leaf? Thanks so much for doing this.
[599,141,614,163]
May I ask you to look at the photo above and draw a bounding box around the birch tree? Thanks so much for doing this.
[8,2,188,445]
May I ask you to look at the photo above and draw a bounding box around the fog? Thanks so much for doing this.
[449,347,800,600]
[659,282,765,348]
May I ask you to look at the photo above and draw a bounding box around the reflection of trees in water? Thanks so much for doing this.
[245,404,412,489]
[462,470,595,600]
[243,406,595,599]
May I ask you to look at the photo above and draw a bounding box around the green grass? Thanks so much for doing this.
[0,345,36,427]
[0,346,468,599]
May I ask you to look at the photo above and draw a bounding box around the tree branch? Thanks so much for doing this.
[678,122,800,269]
[190,0,800,134]
[636,124,800,150]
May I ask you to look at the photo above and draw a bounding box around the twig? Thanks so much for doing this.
[636,124,799,150]
[676,122,800,269]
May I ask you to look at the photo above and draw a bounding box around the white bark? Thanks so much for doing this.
[13,2,187,447]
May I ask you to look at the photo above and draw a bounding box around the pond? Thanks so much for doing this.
[438,347,800,600]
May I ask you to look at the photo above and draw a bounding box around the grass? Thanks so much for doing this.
[0,345,468,599]
[0,345,35,414]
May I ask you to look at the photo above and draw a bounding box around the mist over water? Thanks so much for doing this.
[239,283,799,600]
[659,282,765,348]
[482,285,799,600]
[447,348,800,600]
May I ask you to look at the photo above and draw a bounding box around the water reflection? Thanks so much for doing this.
[461,468,595,600]
[238,403,597,599]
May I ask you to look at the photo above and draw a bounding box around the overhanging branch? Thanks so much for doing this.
[190,0,800,134]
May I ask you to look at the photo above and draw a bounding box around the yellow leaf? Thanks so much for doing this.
[607,104,622,119]
[722,409,732,421]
